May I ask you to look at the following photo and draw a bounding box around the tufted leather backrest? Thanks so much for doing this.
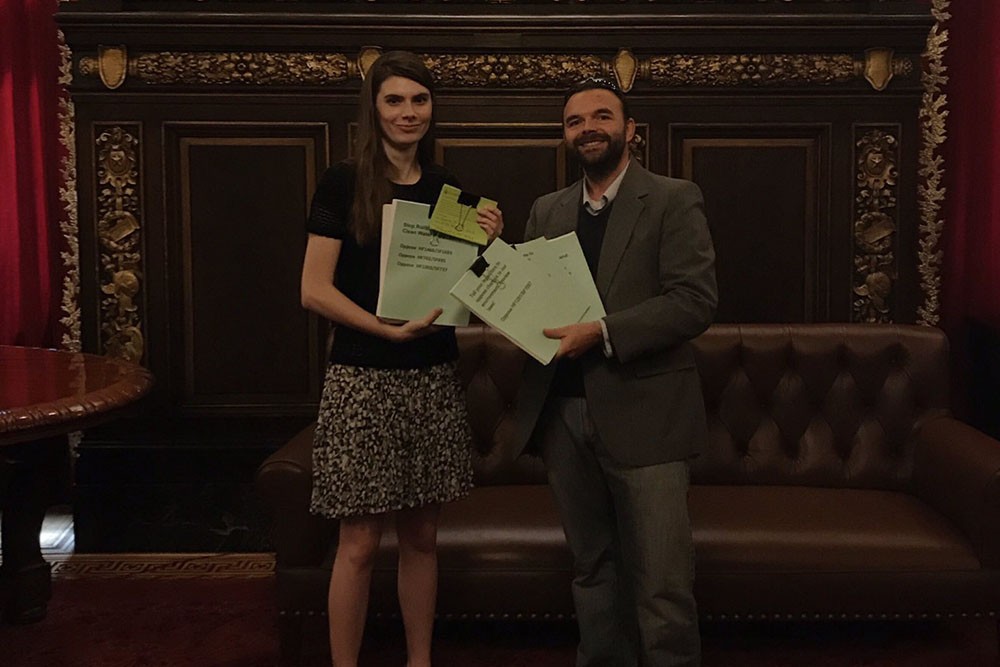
[456,323,951,490]
[691,324,950,489]
[455,326,549,485]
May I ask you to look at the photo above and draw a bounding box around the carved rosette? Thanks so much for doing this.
[422,54,608,87]
[95,126,145,362]
[647,54,857,87]
[852,128,901,324]
[129,52,351,86]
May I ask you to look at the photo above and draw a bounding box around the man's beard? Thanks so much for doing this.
[569,129,628,181]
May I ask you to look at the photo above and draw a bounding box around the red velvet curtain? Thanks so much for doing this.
[0,0,63,348]
[937,1,1000,417]
[941,2,1000,333]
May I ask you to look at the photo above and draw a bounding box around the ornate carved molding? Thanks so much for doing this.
[852,127,901,324]
[81,51,354,86]
[58,29,85,454]
[357,46,382,80]
[916,0,950,327]
[613,48,639,93]
[97,44,128,90]
[58,29,81,355]
[423,53,609,88]
[646,54,859,87]
[862,47,912,92]
[78,48,915,92]
[57,0,914,4]
[95,125,145,363]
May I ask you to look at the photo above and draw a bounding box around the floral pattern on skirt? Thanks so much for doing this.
[309,361,474,519]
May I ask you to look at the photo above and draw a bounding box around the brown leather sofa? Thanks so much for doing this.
[256,323,1000,662]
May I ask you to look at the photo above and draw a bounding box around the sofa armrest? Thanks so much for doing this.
[255,423,336,567]
[913,416,1000,567]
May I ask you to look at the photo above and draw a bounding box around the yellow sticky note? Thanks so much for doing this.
[428,184,497,246]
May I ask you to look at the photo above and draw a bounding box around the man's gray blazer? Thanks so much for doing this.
[510,162,718,466]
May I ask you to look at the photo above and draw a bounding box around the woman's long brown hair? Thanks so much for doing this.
[350,51,437,246]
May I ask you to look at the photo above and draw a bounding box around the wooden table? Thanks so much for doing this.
[0,346,152,623]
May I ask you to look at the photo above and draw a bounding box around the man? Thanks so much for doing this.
[512,78,717,667]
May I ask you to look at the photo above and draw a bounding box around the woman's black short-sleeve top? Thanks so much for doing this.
[306,160,462,369]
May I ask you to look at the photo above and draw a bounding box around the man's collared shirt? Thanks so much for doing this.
[582,159,630,216]
[580,160,631,357]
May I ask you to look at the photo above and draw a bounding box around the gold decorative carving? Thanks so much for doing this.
[79,56,97,78]
[357,47,383,80]
[96,126,145,362]
[629,133,645,165]
[647,54,857,87]
[863,48,895,91]
[77,49,915,91]
[57,29,81,354]
[916,0,950,327]
[98,45,128,90]
[421,53,609,87]
[612,48,638,93]
[128,52,351,86]
[853,128,900,323]
[58,29,84,455]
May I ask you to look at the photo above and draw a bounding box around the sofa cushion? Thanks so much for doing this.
[369,485,977,576]
[287,483,990,618]
[375,485,570,573]
[690,485,979,573]
[365,485,574,617]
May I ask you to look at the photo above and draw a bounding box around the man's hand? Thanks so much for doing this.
[543,320,604,359]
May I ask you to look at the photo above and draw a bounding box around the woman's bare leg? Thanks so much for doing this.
[395,504,441,667]
[328,514,385,667]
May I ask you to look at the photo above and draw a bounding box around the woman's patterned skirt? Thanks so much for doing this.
[309,361,474,519]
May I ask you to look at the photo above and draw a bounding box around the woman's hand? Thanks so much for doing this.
[477,205,504,243]
[381,308,443,343]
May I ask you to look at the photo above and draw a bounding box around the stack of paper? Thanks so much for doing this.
[518,233,605,325]
[449,234,605,364]
[377,199,477,327]
[377,193,604,363]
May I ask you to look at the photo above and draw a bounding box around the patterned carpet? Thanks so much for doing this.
[2,559,278,667]
[0,553,996,666]
[46,552,275,580]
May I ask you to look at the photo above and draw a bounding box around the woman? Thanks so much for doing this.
[299,51,503,667]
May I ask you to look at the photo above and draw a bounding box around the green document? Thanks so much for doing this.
[544,232,607,319]
[517,233,606,320]
[515,236,549,262]
[377,199,475,327]
[428,184,497,246]
[449,239,599,365]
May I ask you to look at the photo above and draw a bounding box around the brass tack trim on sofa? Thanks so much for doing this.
[702,611,998,621]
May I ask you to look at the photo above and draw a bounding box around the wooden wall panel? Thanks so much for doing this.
[166,124,329,411]
[673,130,827,323]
